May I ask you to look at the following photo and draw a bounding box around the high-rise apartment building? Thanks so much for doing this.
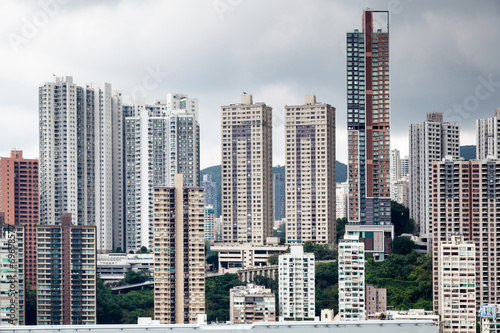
[436,235,476,333]
[0,150,38,286]
[39,76,124,252]
[201,174,218,217]
[124,94,200,251]
[400,156,409,178]
[345,10,392,256]
[36,213,96,325]
[230,284,276,324]
[338,235,365,321]
[390,149,401,183]
[409,112,459,241]
[221,95,273,245]
[204,205,215,241]
[278,246,315,320]
[336,182,348,220]
[273,172,285,222]
[476,108,500,159]
[153,174,205,324]
[432,159,500,313]
[285,95,336,244]
[0,220,25,325]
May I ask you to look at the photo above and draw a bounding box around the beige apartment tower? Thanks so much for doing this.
[436,235,476,333]
[432,159,500,313]
[221,95,273,245]
[285,95,336,244]
[153,174,205,324]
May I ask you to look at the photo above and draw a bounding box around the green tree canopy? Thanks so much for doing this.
[390,236,417,255]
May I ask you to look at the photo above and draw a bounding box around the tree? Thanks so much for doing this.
[137,246,148,254]
[122,269,152,285]
[303,242,336,260]
[390,236,417,255]
[207,252,219,271]
[391,201,414,236]
[336,217,347,242]
[267,253,279,265]
[25,284,37,325]
[273,223,285,243]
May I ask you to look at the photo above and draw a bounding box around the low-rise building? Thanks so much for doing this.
[230,284,276,324]
[212,243,287,274]
[97,253,154,283]
[386,309,439,326]
[366,285,386,316]
[479,304,500,333]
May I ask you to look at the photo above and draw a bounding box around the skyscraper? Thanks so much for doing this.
[476,108,500,159]
[124,94,200,251]
[153,174,205,324]
[39,76,124,252]
[201,174,218,217]
[409,112,459,241]
[221,95,273,245]
[285,95,336,244]
[0,150,38,286]
[345,10,392,257]
[278,246,315,320]
[432,159,500,312]
[36,213,96,325]
[436,235,476,333]
[338,235,365,321]
[0,220,25,325]
[273,172,285,222]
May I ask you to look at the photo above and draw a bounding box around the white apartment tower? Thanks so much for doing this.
[123,94,200,251]
[285,95,336,244]
[39,76,124,252]
[476,108,500,159]
[221,95,273,245]
[436,235,476,333]
[409,112,459,240]
[278,246,315,320]
[338,235,365,321]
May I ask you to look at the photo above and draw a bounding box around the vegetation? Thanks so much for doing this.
[365,252,432,311]
[267,253,279,265]
[315,261,339,315]
[390,236,417,255]
[336,217,347,243]
[303,242,336,260]
[25,284,36,325]
[96,277,154,324]
[273,223,285,243]
[203,251,432,323]
[205,274,245,323]
[117,269,152,286]
[391,201,415,236]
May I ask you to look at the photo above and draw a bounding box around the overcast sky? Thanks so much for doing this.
[1,0,499,169]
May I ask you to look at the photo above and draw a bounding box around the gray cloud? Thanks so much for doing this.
[0,0,498,167]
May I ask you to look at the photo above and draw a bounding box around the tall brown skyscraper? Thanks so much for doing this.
[153,174,205,324]
[0,149,38,286]
[345,10,393,258]
[220,95,273,245]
